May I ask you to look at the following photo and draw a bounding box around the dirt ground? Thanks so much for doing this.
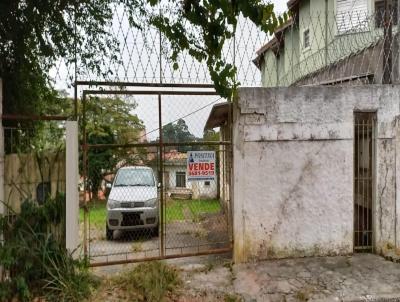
[92,253,400,302]
[85,212,230,264]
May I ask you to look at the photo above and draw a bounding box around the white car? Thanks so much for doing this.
[106,166,159,240]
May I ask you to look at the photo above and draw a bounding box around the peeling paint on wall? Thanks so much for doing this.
[233,86,400,263]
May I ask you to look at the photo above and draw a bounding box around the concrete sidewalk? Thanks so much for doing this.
[178,254,400,301]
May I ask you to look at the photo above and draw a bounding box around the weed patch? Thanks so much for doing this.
[0,196,98,302]
[111,261,181,302]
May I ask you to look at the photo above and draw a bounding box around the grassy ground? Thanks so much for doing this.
[80,198,221,228]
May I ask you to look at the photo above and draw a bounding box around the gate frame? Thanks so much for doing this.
[77,81,233,266]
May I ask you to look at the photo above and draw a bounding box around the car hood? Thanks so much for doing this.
[108,186,157,202]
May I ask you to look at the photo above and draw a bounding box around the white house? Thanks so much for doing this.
[151,150,218,200]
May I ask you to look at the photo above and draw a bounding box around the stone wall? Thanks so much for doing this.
[233,85,400,263]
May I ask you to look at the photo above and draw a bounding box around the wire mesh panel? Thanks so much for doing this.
[354,112,376,252]
[85,154,161,264]
[161,94,232,256]
[82,89,232,265]
[257,9,400,87]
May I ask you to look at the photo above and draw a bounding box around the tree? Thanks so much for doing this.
[162,119,196,152]
[0,1,282,119]
[83,96,146,196]
[0,0,121,116]
[148,1,286,98]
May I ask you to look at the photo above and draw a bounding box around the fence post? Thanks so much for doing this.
[383,0,393,84]
[0,79,4,278]
[66,121,79,257]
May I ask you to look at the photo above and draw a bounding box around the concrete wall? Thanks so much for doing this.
[233,85,400,263]
[5,151,66,212]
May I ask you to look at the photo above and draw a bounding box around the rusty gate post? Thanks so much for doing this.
[158,93,165,257]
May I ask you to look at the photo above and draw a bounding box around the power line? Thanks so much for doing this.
[138,96,223,140]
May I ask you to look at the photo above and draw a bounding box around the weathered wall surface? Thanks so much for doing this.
[5,151,66,212]
[233,86,400,263]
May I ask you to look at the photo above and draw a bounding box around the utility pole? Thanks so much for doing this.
[383,0,393,84]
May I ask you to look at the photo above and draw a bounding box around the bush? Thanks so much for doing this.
[0,195,98,301]
[113,261,181,302]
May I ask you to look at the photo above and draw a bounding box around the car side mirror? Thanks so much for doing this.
[105,182,112,196]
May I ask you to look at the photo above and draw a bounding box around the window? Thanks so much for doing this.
[336,0,369,34]
[204,181,210,186]
[303,29,310,49]
[114,168,155,187]
[375,0,398,28]
[176,172,186,188]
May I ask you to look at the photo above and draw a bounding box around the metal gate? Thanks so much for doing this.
[79,83,232,266]
[354,112,376,252]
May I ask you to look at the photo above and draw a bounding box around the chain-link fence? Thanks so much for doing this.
[51,6,269,95]
[255,8,400,87]
[51,6,400,95]
[80,88,232,265]
[2,120,67,245]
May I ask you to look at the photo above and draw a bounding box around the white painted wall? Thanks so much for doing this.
[234,86,400,263]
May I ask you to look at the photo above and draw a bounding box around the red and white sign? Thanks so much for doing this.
[187,151,216,181]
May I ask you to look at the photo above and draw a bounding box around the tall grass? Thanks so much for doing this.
[113,261,181,301]
[0,196,98,301]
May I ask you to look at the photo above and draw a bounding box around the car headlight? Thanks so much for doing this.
[107,199,120,209]
[145,198,158,208]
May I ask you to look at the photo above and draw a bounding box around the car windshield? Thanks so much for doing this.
[114,169,155,187]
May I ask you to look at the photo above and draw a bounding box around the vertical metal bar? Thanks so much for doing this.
[372,115,376,252]
[369,118,372,249]
[159,9,163,85]
[228,102,233,242]
[325,0,329,66]
[362,119,366,248]
[73,2,78,120]
[353,116,356,250]
[383,0,393,84]
[357,117,360,249]
[158,93,164,258]
[366,118,370,249]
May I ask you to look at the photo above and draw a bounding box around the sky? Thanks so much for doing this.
[52,0,289,141]
[272,0,288,15]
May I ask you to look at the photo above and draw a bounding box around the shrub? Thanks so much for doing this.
[0,195,98,301]
[113,261,181,302]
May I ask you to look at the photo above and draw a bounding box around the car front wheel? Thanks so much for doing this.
[106,224,114,240]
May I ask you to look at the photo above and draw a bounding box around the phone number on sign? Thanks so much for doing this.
[188,171,215,176]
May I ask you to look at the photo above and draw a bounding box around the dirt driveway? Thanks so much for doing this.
[92,253,400,301]
[85,212,230,264]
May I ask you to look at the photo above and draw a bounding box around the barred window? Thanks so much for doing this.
[336,0,369,34]
[176,172,186,188]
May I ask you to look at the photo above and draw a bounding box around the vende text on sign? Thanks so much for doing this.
[187,151,216,181]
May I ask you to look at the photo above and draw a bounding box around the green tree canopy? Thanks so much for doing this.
[84,96,146,195]
[161,119,196,152]
[0,0,282,118]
